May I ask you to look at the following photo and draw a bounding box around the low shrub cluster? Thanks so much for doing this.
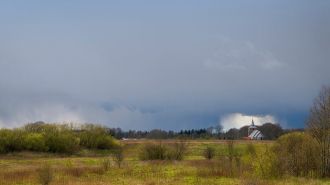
[244,132,322,179]
[0,122,118,154]
[139,141,186,160]
[271,132,321,178]
[196,132,324,179]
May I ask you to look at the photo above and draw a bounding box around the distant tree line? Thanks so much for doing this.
[108,122,288,140]
[0,120,296,155]
[225,122,284,140]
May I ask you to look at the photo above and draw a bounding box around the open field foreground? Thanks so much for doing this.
[0,140,328,185]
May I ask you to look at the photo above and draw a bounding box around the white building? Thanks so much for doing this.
[248,119,264,140]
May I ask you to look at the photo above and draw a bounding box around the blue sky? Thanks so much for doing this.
[0,1,329,130]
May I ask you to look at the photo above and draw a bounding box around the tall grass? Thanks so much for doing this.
[38,164,53,185]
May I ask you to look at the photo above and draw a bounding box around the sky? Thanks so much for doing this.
[0,0,329,130]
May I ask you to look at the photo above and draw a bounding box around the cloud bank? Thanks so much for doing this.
[0,1,329,129]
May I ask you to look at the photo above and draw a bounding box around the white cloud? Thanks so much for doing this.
[220,113,277,131]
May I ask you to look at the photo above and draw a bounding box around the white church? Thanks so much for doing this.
[247,119,264,140]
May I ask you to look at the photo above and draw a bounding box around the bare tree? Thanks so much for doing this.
[112,146,124,168]
[307,86,330,177]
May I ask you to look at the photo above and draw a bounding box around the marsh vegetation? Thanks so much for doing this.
[0,139,328,185]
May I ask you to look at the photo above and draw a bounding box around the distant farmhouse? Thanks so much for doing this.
[247,119,264,140]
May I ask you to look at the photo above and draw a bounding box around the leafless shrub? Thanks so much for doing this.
[139,142,167,160]
[203,146,215,160]
[139,141,186,161]
[166,140,187,160]
[113,146,124,168]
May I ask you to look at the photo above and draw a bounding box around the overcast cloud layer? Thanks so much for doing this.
[0,1,329,130]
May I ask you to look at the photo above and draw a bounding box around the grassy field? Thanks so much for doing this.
[0,139,328,185]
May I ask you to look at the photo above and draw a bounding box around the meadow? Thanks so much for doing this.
[0,139,328,185]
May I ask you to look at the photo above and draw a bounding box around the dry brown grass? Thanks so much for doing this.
[61,166,102,177]
[0,169,34,181]
[240,177,269,185]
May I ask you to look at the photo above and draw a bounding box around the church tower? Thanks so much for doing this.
[248,118,257,136]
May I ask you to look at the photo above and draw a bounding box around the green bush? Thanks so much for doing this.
[96,135,117,149]
[23,133,48,152]
[45,131,80,154]
[273,132,321,177]
[78,124,118,150]
[24,123,80,154]
[249,132,321,179]
[0,129,12,153]
[251,145,280,178]
[0,129,25,153]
